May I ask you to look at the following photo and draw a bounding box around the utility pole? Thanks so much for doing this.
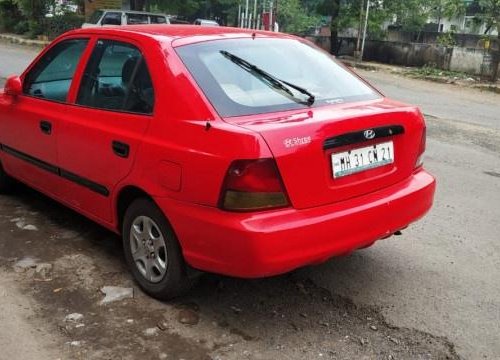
[275,0,278,31]
[356,0,364,56]
[253,0,257,29]
[269,1,273,32]
[360,0,370,61]
[245,0,249,28]
[238,4,241,28]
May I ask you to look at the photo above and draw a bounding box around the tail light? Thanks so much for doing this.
[415,127,426,168]
[220,158,289,211]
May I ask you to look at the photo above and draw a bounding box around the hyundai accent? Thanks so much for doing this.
[0,26,436,299]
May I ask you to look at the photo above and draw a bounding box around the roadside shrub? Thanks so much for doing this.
[0,0,24,32]
[407,64,472,80]
[26,19,44,39]
[13,19,29,35]
[43,13,84,39]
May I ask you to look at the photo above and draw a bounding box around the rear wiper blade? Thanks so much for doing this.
[220,50,315,106]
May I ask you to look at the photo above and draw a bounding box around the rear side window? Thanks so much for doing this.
[127,13,149,24]
[23,39,88,102]
[76,40,154,114]
[101,12,122,25]
[150,15,167,24]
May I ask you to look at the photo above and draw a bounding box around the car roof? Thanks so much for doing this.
[67,25,293,46]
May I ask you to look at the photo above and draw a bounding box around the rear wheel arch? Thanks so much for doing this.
[119,192,195,299]
[116,185,155,233]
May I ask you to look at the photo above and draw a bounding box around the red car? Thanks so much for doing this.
[0,26,435,299]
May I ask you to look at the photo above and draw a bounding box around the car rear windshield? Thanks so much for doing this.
[175,38,381,117]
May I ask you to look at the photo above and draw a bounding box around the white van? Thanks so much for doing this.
[82,9,170,28]
[193,19,220,26]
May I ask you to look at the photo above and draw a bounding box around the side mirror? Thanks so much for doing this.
[4,75,22,97]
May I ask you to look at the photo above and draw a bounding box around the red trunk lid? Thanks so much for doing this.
[223,98,426,209]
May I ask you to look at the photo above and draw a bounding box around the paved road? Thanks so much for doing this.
[0,42,38,80]
[364,69,500,130]
[0,42,499,359]
[310,69,500,359]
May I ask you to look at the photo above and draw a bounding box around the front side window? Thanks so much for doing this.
[23,39,89,102]
[127,13,149,24]
[176,38,380,117]
[102,12,122,25]
[76,40,154,114]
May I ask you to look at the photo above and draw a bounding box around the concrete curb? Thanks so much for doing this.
[0,33,49,48]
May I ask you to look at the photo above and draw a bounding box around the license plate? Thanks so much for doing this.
[331,141,394,178]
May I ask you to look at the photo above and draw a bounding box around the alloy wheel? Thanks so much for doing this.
[129,215,168,283]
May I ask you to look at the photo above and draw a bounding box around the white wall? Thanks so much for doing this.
[449,47,485,75]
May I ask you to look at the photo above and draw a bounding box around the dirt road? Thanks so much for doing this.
[0,272,61,359]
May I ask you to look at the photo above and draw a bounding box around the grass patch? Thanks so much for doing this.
[406,65,474,81]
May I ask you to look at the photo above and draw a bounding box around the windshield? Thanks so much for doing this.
[176,38,381,117]
[89,10,104,24]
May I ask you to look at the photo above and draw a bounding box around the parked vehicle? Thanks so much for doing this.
[168,16,190,25]
[0,25,435,300]
[82,9,170,28]
[193,19,219,26]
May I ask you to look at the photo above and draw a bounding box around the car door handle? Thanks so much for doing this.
[40,120,52,135]
[112,141,130,158]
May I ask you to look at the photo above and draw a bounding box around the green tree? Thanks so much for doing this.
[0,0,23,32]
[383,0,433,32]
[330,0,340,54]
[438,0,467,19]
[477,0,500,80]
[14,0,52,20]
[336,0,397,41]
[316,0,340,54]
[278,0,320,34]
[10,0,54,36]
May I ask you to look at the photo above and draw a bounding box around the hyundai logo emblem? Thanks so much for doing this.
[364,129,376,140]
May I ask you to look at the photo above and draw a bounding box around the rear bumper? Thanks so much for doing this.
[157,169,436,278]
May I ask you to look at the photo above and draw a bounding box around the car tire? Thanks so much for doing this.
[122,198,193,300]
[0,162,13,193]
